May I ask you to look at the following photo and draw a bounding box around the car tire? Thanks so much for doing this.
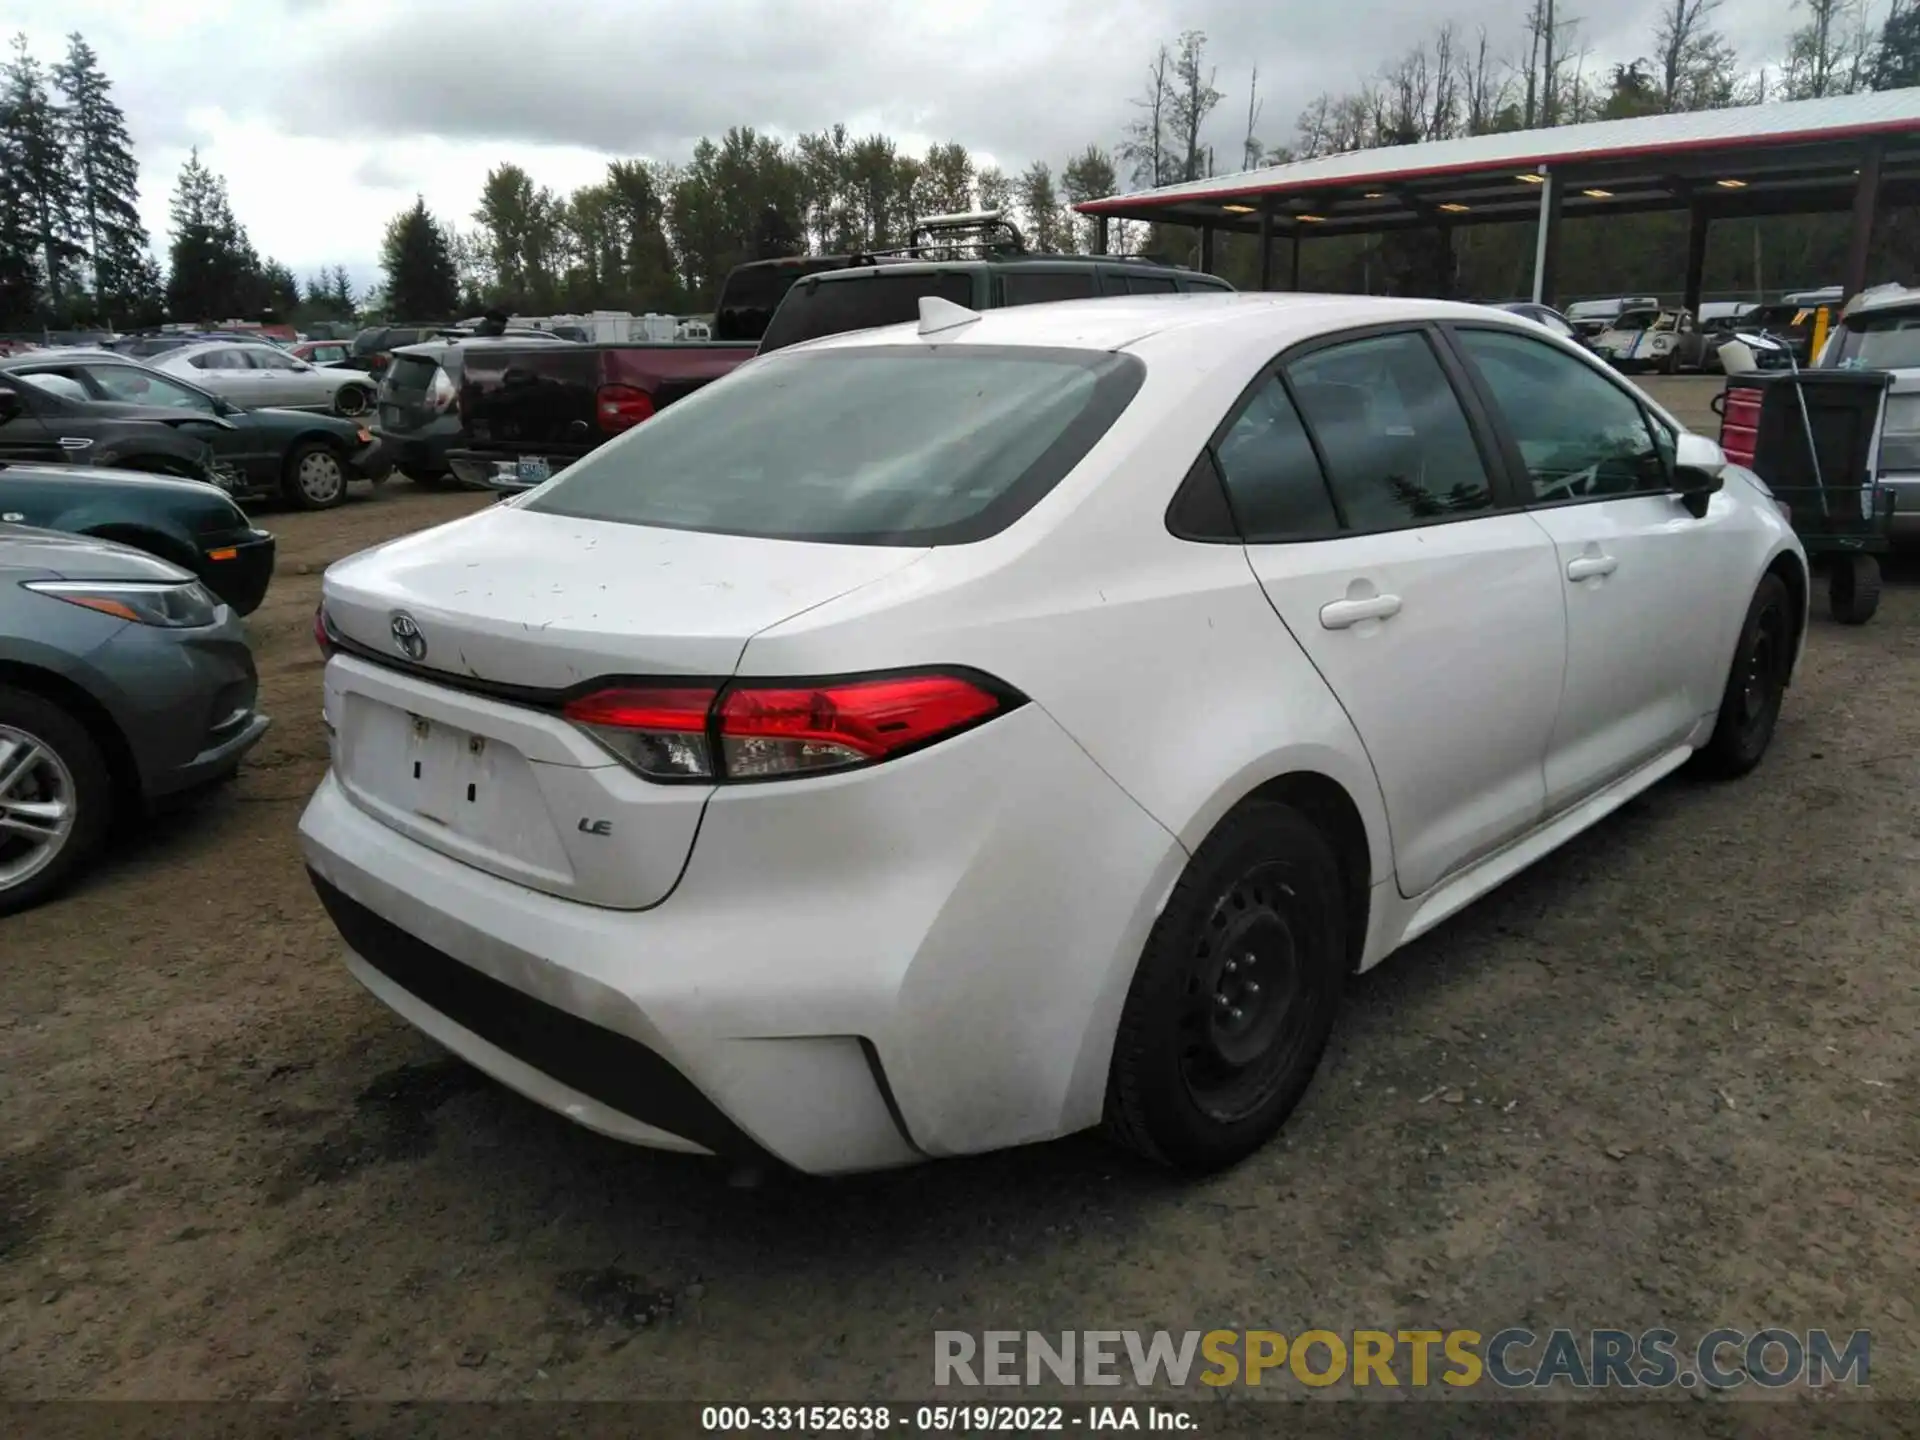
[1104,801,1348,1173]
[1694,573,1792,779]
[283,440,349,510]
[0,686,112,918]
[333,385,372,418]
[1828,553,1881,626]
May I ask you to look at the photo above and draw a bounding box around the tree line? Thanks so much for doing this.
[4,3,1919,335]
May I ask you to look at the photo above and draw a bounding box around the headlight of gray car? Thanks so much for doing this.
[24,579,223,628]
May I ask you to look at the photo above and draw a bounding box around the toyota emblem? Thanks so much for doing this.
[389,611,428,662]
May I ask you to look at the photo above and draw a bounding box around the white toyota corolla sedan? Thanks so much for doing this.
[300,292,1807,1176]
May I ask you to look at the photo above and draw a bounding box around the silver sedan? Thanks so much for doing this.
[155,341,379,417]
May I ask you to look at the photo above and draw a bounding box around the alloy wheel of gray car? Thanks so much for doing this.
[0,722,77,895]
[285,442,348,510]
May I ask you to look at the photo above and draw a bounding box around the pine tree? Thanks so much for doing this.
[2,34,83,317]
[380,197,458,319]
[52,33,148,321]
[166,149,259,321]
[0,66,36,327]
[330,264,356,314]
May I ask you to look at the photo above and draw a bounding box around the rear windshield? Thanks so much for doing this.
[759,272,975,353]
[523,346,1145,545]
[1828,308,1920,370]
[383,353,440,395]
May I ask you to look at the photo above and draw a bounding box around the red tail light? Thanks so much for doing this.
[561,672,1018,782]
[314,604,337,659]
[596,383,655,434]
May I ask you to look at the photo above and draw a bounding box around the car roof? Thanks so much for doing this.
[780,291,1535,359]
[2,347,145,366]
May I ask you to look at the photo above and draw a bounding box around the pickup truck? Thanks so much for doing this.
[441,341,755,488]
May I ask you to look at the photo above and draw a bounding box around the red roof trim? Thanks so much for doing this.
[1076,116,1920,214]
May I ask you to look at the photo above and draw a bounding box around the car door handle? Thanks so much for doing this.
[1319,594,1403,629]
[1567,555,1619,581]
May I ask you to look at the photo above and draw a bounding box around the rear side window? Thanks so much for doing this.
[1285,331,1494,530]
[759,272,975,352]
[1124,274,1177,295]
[1002,271,1097,306]
[524,346,1144,545]
[1213,376,1340,539]
[714,259,845,342]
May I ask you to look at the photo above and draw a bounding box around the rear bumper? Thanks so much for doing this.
[1882,473,1920,540]
[298,703,1185,1175]
[198,529,276,615]
[371,418,461,476]
[447,446,595,489]
[348,438,391,480]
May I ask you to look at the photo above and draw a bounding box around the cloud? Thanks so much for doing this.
[0,0,1806,280]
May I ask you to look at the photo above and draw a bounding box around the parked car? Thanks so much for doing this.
[154,341,379,418]
[0,525,270,915]
[1594,307,1789,375]
[1814,285,1920,540]
[440,337,756,488]
[0,369,224,485]
[755,241,1234,354]
[301,292,1805,1176]
[712,254,878,342]
[1744,302,1826,365]
[1,350,387,509]
[1490,301,1587,346]
[0,457,276,613]
[291,340,353,367]
[342,323,566,379]
[1563,295,1661,338]
[107,333,215,359]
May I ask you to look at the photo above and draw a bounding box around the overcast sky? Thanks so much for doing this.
[1,0,1808,292]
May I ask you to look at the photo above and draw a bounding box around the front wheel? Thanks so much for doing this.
[1829,554,1881,625]
[283,440,349,510]
[1104,802,1348,1173]
[333,385,372,418]
[1693,573,1792,779]
[0,687,111,917]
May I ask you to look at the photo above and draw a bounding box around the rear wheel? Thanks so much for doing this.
[1828,554,1881,625]
[1694,574,1792,779]
[0,687,111,917]
[283,440,348,510]
[1104,802,1347,1173]
[333,385,372,418]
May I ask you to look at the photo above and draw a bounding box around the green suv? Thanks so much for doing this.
[757,214,1233,354]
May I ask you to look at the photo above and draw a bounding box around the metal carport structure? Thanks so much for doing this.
[1074,89,1920,310]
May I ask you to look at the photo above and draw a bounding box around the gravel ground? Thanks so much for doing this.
[3,466,1918,1411]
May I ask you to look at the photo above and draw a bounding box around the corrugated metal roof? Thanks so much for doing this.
[1078,89,1920,213]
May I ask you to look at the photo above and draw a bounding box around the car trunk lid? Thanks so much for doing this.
[319,504,928,908]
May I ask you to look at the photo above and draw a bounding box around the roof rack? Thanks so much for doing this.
[850,209,1031,264]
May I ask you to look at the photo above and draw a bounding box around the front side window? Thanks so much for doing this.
[1212,375,1340,539]
[1453,326,1668,501]
[1284,330,1494,530]
[246,347,301,371]
[524,346,1144,545]
[84,365,216,411]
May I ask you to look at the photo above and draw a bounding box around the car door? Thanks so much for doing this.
[76,362,272,488]
[0,374,65,464]
[1444,324,1743,812]
[245,345,323,406]
[183,348,261,407]
[1225,326,1568,899]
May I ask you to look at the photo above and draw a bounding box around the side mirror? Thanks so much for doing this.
[1672,431,1727,518]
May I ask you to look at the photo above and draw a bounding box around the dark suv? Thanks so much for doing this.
[757,214,1233,354]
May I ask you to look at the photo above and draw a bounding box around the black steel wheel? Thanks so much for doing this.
[1694,573,1792,779]
[1105,802,1347,1172]
[1829,553,1882,626]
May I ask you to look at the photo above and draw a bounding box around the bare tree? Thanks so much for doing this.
[1458,26,1512,134]
[1522,0,1581,125]
[1655,0,1725,109]
[1242,65,1264,171]
[1785,0,1868,98]
[1118,46,1175,189]
[1171,30,1224,183]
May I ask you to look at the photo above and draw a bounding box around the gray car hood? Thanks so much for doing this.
[0,523,196,583]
